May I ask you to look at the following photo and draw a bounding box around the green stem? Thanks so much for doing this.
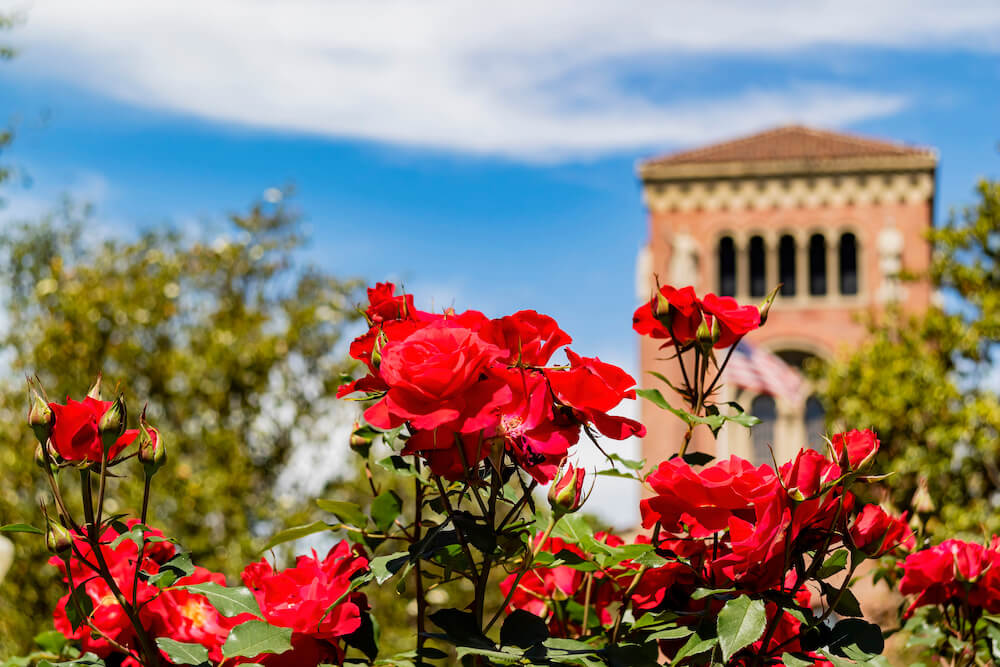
[414,461,428,665]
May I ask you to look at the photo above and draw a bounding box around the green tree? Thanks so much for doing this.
[0,197,367,654]
[816,178,1000,538]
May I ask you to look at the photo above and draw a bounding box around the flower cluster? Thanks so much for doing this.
[899,537,1000,618]
[51,521,237,665]
[633,285,761,348]
[49,520,368,666]
[640,429,911,592]
[339,283,644,482]
[241,541,370,666]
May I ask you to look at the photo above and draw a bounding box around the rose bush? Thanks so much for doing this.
[2,281,989,666]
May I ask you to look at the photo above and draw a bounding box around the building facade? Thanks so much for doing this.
[635,126,936,466]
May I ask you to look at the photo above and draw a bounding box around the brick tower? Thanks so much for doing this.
[635,126,936,466]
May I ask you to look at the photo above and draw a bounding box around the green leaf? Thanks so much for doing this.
[222,620,293,659]
[369,552,410,584]
[179,582,261,617]
[0,523,43,535]
[827,618,884,657]
[428,608,494,650]
[316,499,368,528]
[782,653,815,667]
[647,625,695,641]
[155,638,209,665]
[681,451,715,467]
[606,453,645,471]
[717,595,768,662]
[370,491,403,532]
[816,550,849,579]
[33,630,68,653]
[260,520,331,552]
[500,610,549,649]
[672,631,718,662]
[821,582,864,617]
[64,583,94,632]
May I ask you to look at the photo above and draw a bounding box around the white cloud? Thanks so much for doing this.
[7,1,1000,159]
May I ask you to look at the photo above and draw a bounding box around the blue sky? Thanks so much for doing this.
[1,1,999,374]
[1,1,999,526]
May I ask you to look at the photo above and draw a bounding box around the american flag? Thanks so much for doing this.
[720,342,805,403]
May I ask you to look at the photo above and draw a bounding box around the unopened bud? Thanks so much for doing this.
[46,519,73,555]
[548,463,588,518]
[27,379,53,446]
[137,408,165,474]
[87,374,103,400]
[758,284,781,327]
[370,330,387,369]
[911,476,935,515]
[98,394,127,453]
[349,421,375,458]
[696,319,714,350]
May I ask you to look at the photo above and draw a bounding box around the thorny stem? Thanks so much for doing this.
[484,516,557,633]
[433,476,479,583]
[131,475,153,609]
[581,574,594,638]
[611,564,647,643]
[414,460,428,665]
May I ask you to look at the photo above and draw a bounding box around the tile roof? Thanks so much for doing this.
[644,125,933,166]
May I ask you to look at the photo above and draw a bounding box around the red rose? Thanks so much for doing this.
[364,321,510,432]
[831,428,880,470]
[640,456,781,536]
[899,539,1000,616]
[546,350,645,440]
[699,293,760,348]
[490,367,580,483]
[477,310,572,366]
[848,505,914,557]
[632,285,701,343]
[779,448,842,500]
[364,282,415,323]
[242,540,369,643]
[48,396,139,462]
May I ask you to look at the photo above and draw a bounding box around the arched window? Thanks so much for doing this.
[749,235,766,298]
[718,236,736,297]
[779,235,796,296]
[751,395,777,464]
[805,395,826,449]
[839,232,858,295]
[809,234,827,296]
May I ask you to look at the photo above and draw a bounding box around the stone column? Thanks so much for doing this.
[795,231,809,304]
[826,231,839,300]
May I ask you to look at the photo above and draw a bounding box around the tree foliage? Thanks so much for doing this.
[0,198,364,655]
[815,177,1000,538]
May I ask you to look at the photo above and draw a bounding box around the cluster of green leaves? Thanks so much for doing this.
[0,199,369,656]
[814,178,1000,539]
[901,606,1000,665]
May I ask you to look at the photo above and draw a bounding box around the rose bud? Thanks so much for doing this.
[831,428,880,472]
[848,504,915,557]
[758,284,781,327]
[33,442,60,470]
[911,475,935,515]
[137,408,166,475]
[86,373,103,400]
[45,518,73,555]
[27,379,53,446]
[548,462,588,518]
[349,421,375,458]
[98,394,127,453]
